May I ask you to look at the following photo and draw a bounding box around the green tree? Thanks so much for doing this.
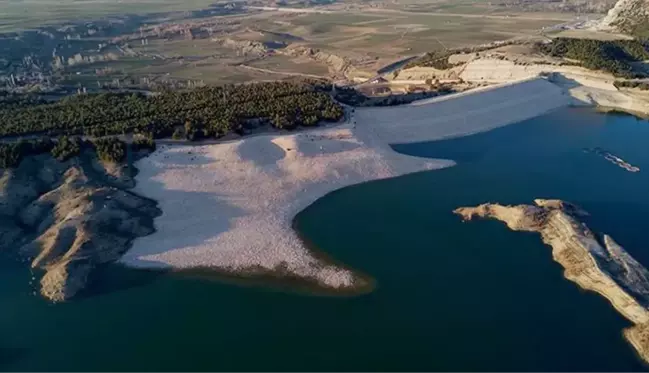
[93,137,127,163]
[51,136,82,161]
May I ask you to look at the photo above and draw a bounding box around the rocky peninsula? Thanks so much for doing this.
[454,199,649,364]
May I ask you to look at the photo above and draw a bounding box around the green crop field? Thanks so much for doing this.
[0,0,223,32]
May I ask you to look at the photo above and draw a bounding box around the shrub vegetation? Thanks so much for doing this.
[132,135,156,152]
[93,137,127,163]
[403,50,456,70]
[614,80,649,90]
[0,138,54,168]
[536,38,649,78]
[51,136,82,161]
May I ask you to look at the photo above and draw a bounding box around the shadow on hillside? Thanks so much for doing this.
[119,148,247,267]
[64,147,248,300]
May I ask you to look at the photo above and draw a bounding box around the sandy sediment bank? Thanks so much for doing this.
[354,77,570,144]
[122,77,568,291]
[121,126,448,290]
[454,200,649,364]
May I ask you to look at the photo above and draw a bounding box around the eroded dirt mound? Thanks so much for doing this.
[0,152,161,302]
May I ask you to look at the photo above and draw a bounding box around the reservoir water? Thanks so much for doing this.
[2,108,649,371]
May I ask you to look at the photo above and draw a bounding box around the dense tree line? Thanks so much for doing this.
[50,136,82,161]
[536,38,649,78]
[0,136,146,169]
[92,137,126,163]
[0,138,54,168]
[0,81,343,139]
[614,80,649,90]
[0,91,48,110]
[406,39,649,78]
[333,87,371,106]
[333,86,452,107]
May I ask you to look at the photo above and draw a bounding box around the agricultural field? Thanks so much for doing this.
[1,0,600,92]
[0,0,228,32]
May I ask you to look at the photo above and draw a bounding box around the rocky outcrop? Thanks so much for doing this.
[0,153,160,302]
[597,0,649,37]
[281,46,356,78]
[454,199,649,364]
[212,37,284,57]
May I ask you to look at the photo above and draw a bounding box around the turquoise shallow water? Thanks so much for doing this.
[1,108,649,371]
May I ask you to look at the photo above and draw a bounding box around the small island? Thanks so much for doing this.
[454,199,649,364]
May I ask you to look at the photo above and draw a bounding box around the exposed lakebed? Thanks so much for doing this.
[1,108,648,371]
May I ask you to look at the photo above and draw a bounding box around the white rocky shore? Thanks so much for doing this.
[121,77,568,291]
[455,200,649,365]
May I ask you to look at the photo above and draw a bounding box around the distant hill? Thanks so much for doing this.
[598,0,649,39]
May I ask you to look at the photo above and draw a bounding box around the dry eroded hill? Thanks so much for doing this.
[0,153,160,302]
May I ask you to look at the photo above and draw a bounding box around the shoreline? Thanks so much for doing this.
[120,77,569,293]
[454,201,649,365]
[167,213,377,297]
[119,121,450,291]
[121,76,643,296]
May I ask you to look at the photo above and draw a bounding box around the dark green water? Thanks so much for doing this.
[2,108,649,371]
